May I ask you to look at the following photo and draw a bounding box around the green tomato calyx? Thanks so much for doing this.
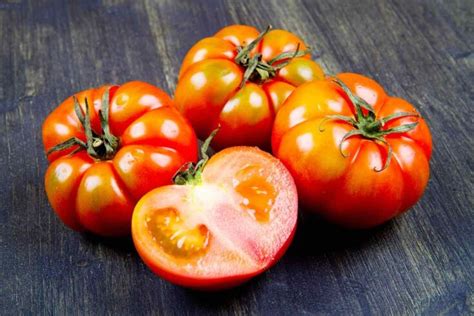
[46,89,120,161]
[173,127,220,185]
[320,77,420,172]
[234,25,309,88]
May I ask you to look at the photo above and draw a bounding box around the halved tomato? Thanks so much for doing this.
[132,143,298,290]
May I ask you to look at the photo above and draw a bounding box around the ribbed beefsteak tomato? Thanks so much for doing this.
[175,24,324,150]
[272,73,432,228]
[42,81,198,236]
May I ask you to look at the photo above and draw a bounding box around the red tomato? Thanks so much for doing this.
[272,73,432,228]
[132,143,298,290]
[175,25,324,150]
[43,81,198,236]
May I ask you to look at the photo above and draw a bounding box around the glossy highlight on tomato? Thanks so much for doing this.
[272,73,432,228]
[132,147,298,290]
[43,81,198,236]
[175,24,325,150]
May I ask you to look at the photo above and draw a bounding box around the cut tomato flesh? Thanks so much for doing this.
[146,207,210,258]
[132,147,298,289]
[233,164,276,222]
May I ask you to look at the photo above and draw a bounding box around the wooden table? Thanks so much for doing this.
[1,0,472,314]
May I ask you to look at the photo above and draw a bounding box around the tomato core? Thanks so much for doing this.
[233,165,276,222]
[146,207,210,258]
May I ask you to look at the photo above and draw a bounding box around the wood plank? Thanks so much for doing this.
[0,0,472,314]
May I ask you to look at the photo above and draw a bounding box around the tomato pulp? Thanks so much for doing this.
[132,146,298,289]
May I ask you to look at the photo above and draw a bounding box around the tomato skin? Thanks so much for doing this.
[175,59,243,142]
[214,25,260,47]
[76,162,135,237]
[272,73,432,228]
[175,24,324,150]
[216,83,273,150]
[42,81,198,236]
[44,152,92,231]
[132,147,298,290]
[120,106,198,162]
[109,81,173,135]
[113,145,186,201]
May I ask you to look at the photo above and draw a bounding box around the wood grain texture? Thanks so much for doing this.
[0,0,473,314]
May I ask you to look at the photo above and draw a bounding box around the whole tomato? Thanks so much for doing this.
[175,24,325,150]
[272,73,432,228]
[42,81,198,236]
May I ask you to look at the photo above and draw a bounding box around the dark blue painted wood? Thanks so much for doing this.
[0,0,472,314]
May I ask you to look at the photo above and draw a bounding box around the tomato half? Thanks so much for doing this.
[175,24,324,150]
[272,73,432,228]
[132,146,298,290]
[43,81,198,236]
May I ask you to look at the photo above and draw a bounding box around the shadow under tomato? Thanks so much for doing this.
[75,199,397,310]
[180,213,396,307]
[181,273,266,308]
[288,210,397,257]
[81,232,136,255]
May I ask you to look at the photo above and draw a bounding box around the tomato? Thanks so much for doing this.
[174,24,324,150]
[132,132,298,289]
[272,73,432,228]
[43,81,198,236]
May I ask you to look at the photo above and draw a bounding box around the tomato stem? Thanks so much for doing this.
[235,25,309,88]
[322,77,420,171]
[173,127,220,185]
[46,89,120,160]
